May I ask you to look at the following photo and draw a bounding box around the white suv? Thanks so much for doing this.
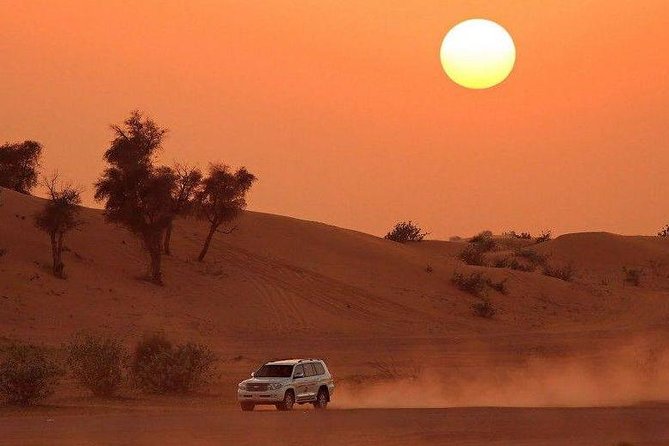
[237,359,334,411]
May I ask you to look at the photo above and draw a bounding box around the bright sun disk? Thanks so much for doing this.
[440,19,516,89]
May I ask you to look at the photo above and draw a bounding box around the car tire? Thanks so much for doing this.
[277,390,294,411]
[313,388,328,410]
[240,402,255,411]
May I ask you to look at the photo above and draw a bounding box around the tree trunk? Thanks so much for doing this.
[55,231,65,278]
[149,245,162,285]
[144,232,163,285]
[198,223,218,262]
[163,220,173,255]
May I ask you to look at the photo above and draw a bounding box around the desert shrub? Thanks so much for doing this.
[451,272,507,297]
[470,230,496,251]
[493,256,534,272]
[515,248,548,268]
[66,333,125,397]
[384,221,427,243]
[459,245,487,266]
[425,264,433,273]
[658,226,669,237]
[543,263,575,281]
[487,278,508,295]
[534,230,552,244]
[452,272,488,297]
[131,333,217,394]
[0,344,63,405]
[623,267,642,287]
[472,300,496,319]
[505,230,532,239]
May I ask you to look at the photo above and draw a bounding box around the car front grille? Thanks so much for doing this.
[247,383,269,392]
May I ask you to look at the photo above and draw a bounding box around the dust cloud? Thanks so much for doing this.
[333,336,669,409]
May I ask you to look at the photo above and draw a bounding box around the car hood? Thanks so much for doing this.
[240,377,291,385]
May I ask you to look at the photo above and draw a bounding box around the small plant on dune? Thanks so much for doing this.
[515,248,548,268]
[470,230,496,251]
[534,230,552,244]
[0,343,63,406]
[425,264,433,273]
[543,263,575,282]
[623,267,642,287]
[131,333,217,394]
[471,300,496,319]
[493,256,534,272]
[452,272,488,297]
[658,225,669,237]
[384,221,427,243]
[451,271,507,297]
[459,231,497,266]
[459,245,487,266]
[66,333,126,397]
[504,230,532,239]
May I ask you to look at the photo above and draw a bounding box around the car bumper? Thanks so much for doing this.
[237,389,286,404]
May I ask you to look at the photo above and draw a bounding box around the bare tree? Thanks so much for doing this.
[94,111,175,284]
[196,164,256,262]
[163,164,202,255]
[0,140,42,194]
[34,174,83,278]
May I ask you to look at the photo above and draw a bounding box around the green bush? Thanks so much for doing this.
[67,333,125,397]
[0,344,63,405]
[131,333,217,394]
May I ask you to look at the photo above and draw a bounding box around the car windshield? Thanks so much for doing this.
[254,364,293,378]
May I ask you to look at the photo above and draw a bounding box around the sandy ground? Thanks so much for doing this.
[3,405,669,446]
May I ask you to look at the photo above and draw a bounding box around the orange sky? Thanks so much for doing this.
[2,0,668,239]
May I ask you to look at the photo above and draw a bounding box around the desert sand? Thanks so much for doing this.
[2,186,669,444]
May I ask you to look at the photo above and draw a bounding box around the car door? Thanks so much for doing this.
[292,364,310,401]
[302,362,319,400]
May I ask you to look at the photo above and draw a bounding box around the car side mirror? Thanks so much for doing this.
[251,372,255,377]
[293,372,304,379]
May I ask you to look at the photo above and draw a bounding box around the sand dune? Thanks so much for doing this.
[2,186,669,410]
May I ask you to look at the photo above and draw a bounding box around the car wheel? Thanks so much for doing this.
[277,390,294,411]
[313,388,328,410]
[240,402,255,411]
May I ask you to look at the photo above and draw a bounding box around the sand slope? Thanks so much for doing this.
[2,186,669,348]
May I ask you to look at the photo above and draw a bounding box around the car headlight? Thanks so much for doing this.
[238,383,248,390]
[267,382,284,390]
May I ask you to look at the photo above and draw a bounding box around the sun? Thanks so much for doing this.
[440,19,516,89]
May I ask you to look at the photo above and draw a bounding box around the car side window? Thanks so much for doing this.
[293,364,304,378]
[304,363,317,377]
[314,363,325,375]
